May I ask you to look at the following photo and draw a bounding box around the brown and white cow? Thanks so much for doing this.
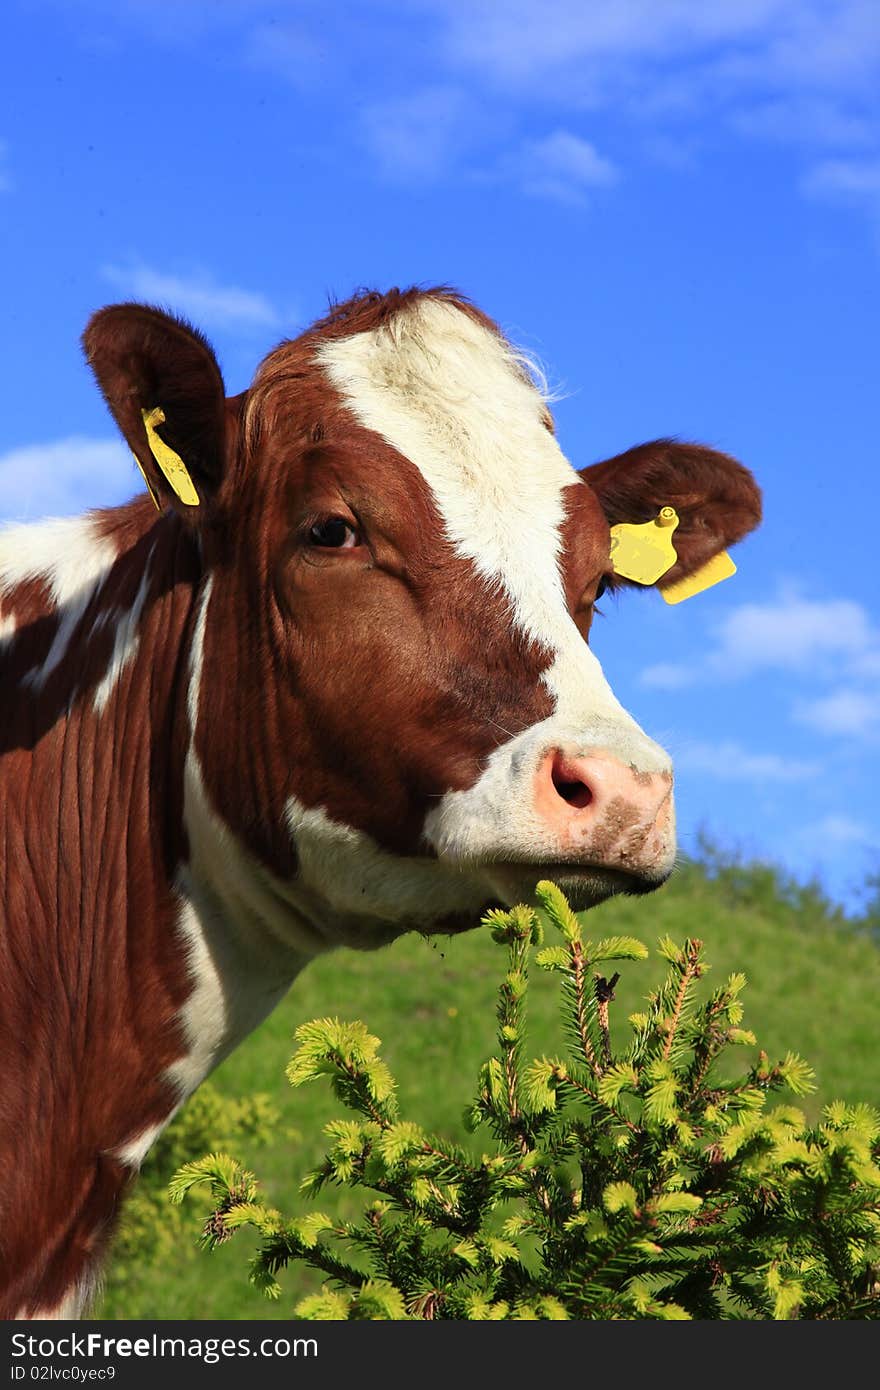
[0,287,760,1317]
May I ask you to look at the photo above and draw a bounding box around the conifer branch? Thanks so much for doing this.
[662,939,703,1061]
[572,942,601,1076]
[173,888,880,1321]
[562,1073,640,1135]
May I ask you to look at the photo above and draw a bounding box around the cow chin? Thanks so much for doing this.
[479,861,673,914]
[405,861,671,944]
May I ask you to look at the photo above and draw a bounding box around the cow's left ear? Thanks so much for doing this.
[580,438,762,594]
[83,303,234,519]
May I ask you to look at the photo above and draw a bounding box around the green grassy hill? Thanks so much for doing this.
[96,853,880,1320]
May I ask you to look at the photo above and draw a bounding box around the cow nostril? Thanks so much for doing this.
[551,756,593,810]
[555,779,593,809]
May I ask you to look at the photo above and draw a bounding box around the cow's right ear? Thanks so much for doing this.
[580,439,762,597]
[83,304,232,518]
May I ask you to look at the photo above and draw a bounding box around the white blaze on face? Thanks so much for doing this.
[317,299,671,866]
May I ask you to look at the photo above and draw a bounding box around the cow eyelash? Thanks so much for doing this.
[589,575,614,606]
[596,573,621,599]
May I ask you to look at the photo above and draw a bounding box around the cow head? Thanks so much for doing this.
[83,288,761,948]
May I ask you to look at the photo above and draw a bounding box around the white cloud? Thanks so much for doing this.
[641,589,880,687]
[794,687,880,738]
[31,1,880,226]
[707,590,880,678]
[505,130,618,204]
[639,586,880,746]
[246,20,327,85]
[803,157,880,198]
[435,0,880,213]
[732,98,875,149]
[639,661,693,690]
[361,95,617,201]
[795,814,880,850]
[675,738,819,783]
[0,437,136,522]
[854,647,880,679]
[29,1,880,219]
[101,262,280,331]
[360,86,476,182]
[801,158,880,236]
[440,0,797,84]
[440,1,880,101]
[741,0,880,91]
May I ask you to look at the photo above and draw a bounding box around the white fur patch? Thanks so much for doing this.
[114,1118,172,1171]
[186,573,213,734]
[110,905,226,1168]
[284,797,495,934]
[0,513,118,687]
[92,557,153,713]
[164,896,229,1100]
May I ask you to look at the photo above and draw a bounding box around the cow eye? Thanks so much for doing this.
[308,517,359,549]
[596,576,609,601]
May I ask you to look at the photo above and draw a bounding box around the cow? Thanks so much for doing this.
[0,286,761,1318]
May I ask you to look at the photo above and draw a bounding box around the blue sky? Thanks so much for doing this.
[3,0,879,911]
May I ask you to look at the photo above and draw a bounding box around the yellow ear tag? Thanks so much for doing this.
[141,407,200,508]
[661,549,736,605]
[609,506,679,584]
